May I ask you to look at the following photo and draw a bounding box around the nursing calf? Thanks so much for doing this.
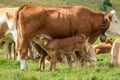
[33,34,96,71]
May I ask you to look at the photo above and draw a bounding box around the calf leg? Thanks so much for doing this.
[50,62,56,71]
[66,54,73,69]
[39,55,46,70]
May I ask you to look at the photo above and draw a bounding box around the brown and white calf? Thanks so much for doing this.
[93,38,113,54]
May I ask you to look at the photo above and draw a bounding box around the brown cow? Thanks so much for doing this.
[93,38,113,54]
[111,39,120,66]
[15,4,118,70]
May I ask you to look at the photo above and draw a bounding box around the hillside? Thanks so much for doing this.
[0,0,120,18]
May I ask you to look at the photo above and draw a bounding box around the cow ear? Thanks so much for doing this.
[106,16,110,22]
[106,14,111,22]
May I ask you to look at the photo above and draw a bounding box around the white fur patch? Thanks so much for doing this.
[110,10,116,15]
[20,59,28,70]
[0,12,18,43]
[110,10,118,23]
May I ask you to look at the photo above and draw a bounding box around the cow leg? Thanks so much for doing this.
[19,50,28,70]
[18,38,30,70]
[42,56,45,70]
[8,43,12,59]
[39,55,45,70]
[4,42,9,60]
[12,43,17,60]
[50,62,53,71]
[52,62,56,72]
[66,54,73,69]
[50,61,56,71]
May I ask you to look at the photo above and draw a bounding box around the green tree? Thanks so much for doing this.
[100,0,112,11]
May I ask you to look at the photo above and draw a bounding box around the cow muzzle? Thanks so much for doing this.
[100,35,107,42]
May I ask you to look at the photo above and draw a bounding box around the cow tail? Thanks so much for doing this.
[15,4,28,51]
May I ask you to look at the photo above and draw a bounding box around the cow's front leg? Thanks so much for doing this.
[20,58,28,70]
[19,49,28,70]
[18,38,30,70]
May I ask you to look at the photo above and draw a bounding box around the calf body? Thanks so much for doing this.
[94,38,112,54]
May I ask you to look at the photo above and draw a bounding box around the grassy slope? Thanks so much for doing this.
[0,0,120,80]
[0,0,120,17]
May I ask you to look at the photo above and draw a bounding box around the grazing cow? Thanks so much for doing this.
[111,39,120,66]
[15,4,118,70]
[93,38,113,54]
[0,8,18,59]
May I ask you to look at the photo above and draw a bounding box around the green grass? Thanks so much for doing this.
[0,0,120,18]
[0,36,120,80]
[0,51,120,80]
[0,0,120,80]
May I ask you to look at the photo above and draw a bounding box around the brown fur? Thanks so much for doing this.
[35,34,91,71]
[15,5,113,69]
[94,38,112,54]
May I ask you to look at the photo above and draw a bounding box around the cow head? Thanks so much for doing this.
[105,10,118,23]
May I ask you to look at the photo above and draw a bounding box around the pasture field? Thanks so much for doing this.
[0,36,120,80]
[0,0,120,80]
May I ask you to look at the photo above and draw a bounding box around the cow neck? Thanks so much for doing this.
[101,14,106,36]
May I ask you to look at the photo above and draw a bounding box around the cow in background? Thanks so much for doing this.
[93,38,113,54]
[111,39,120,66]
[15,4,118,70]
[0,8,18,59]
[0,8,38,60]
